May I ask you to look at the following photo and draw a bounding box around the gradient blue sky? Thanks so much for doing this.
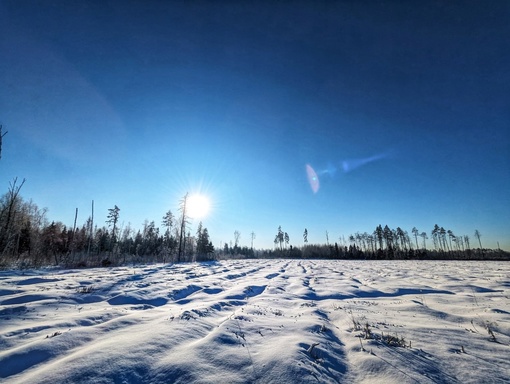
[1,1,509,250]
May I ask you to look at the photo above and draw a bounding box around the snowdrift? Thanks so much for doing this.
[1,260,509,383]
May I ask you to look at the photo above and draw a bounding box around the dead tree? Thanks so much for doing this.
[0,178,26,256]
[0,126,7,160]
[177,193,190,262]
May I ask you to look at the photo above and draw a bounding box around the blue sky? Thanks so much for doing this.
[1,1,509,250]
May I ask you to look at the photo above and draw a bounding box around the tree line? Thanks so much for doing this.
[0,182,214,268]
[1,178,508,269]
[261,225,508,261]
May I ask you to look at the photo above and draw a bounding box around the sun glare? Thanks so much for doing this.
[187,194,211,219]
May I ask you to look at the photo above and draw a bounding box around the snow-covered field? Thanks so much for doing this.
[0,260,509,383]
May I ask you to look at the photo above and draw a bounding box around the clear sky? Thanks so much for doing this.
[1,1,509,251]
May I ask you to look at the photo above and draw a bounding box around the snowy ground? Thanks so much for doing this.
[0,260,509,383]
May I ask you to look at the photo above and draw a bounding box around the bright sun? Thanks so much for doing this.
[187,194,210,219]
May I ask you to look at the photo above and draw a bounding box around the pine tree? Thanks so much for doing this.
[464,235,470,249]
[383,225,393,250]
[196,224,214,261]
[412,227,419,249]
[277,226,284,250]
[375,225,384,250]
[420,232,428,250]
[432,224,440,250]
[474,230,482,249]
[106,205,120,248]
[162,210,174,240]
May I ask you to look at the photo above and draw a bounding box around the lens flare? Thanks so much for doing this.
[306,151,391,193]
[306,164,319,193]
[342,153,386,173]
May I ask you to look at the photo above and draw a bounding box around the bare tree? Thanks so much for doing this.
[66,207,78,265]
[86,200,94,257]
[177,193,190,262]
[0,177,26,256]
[234,230,241,249]
[0,125,7,160]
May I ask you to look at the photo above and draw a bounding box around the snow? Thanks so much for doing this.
[0,260,509,383]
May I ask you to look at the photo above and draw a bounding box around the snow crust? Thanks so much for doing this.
[1,260,509,383]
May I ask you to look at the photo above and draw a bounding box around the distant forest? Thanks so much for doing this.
[1,178,509,269]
